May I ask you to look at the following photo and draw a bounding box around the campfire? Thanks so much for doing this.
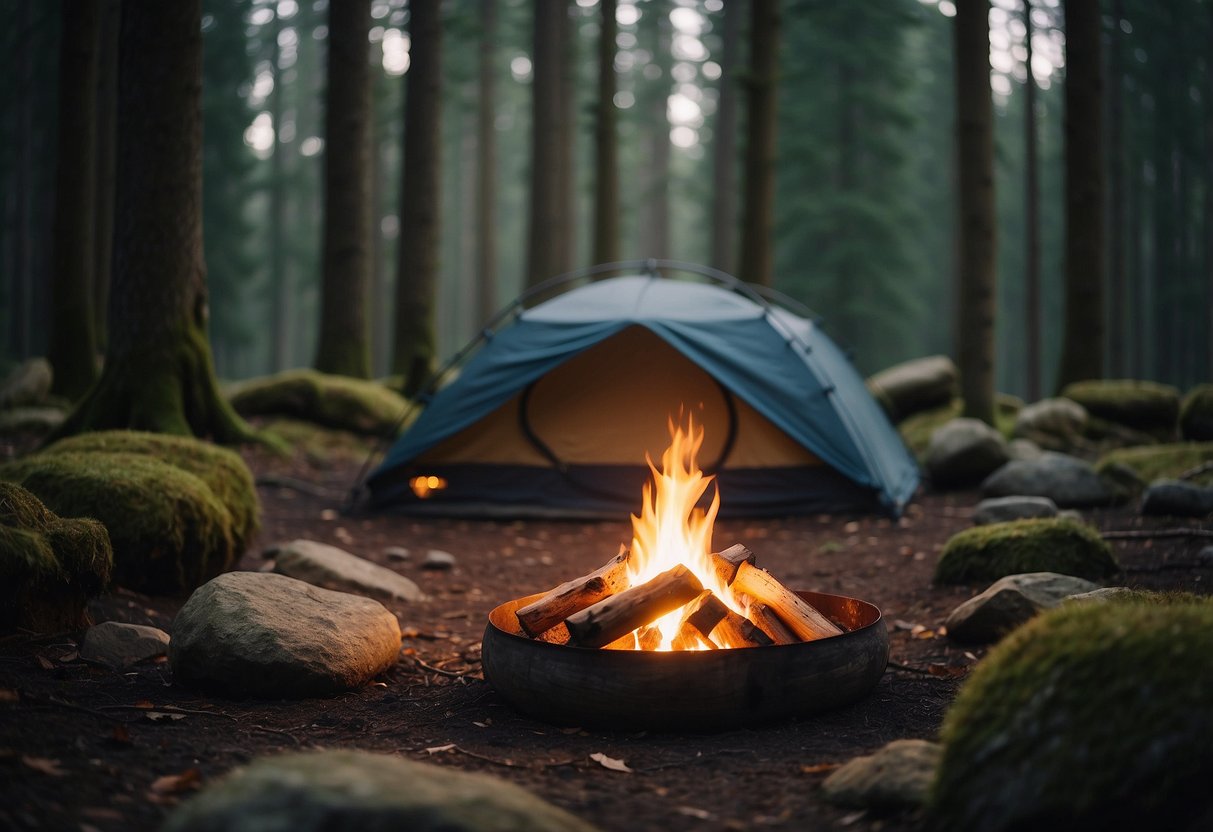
[512,417,845,652]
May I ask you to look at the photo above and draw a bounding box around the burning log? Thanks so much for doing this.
[565,564,703,648]
[707,544,841,641]
[684,590,772,649]
[516,547,632,637]
[604,623,662,651]
[745,601,799,646]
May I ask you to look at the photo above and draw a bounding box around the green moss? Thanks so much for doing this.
[258,418,379,468]
[1095,442,1213,488]
[0,452,235,595]
[934,517,1118,585]
[930,599,1213,831]
[0,482,113,631]
[1060,379,1180,434]
[228,369,409,436]
[42,431,259,551]
[1180,384,1213,441]
[899,396,1021,461]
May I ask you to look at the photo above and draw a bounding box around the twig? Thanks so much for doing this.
[255,474,343,499]
[1101,528,1213,540]
[413,657,483,680]
[98,704,237,719]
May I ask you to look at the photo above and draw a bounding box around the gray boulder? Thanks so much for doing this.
[163,750,600,832]
[80,621,170,668]
[972,496,1058,525]
[422,549,456,570]
[273,539,425,603]
[926,418,1010,489]
[822,739,942,810]
[981,452,1115,507]
[1013,398,1090,452]
[867,355,958,422]
[1140,480,1213,517]
[170,572,401,697]
[945,572,1098,644]
[1006,438,1043,461]
[0,358,53,409]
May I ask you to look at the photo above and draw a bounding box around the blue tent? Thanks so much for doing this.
[365,270,918,518]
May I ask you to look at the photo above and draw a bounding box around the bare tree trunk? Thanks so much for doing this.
[1106,0,1126,379]
[93,0,120,350]
[1056,0,1106,389]
[54,0,256,442]
[558,2,578,271]
[392,0,442,396]
[592,0,619,268]
[710,0,741,275]
[49,0,101,400]
[370,67,388,376]
[12,1,33,357]
[639,0,671,260]
[738,0,779,288]
[475,0,499,319]
[1023,0,1041,400]
[1206,4,1213,379]
[954,0,997,424]
[526,0,568,288]
[314,0,372,377]
[269,12,290,371]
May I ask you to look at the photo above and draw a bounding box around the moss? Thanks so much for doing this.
[42,430,259,552]
[0,482,113,631]
[228,369,409,437]
[934,517,1118,585]
[899,396,1020,461]
[258,418,380,468]
[1180,384,1213,441]
[0,452,235,596]
[1095,442,1213,488]
[930,599,1213,831]
[1060,379,1180,434]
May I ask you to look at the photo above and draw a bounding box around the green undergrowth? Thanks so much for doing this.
[1095,442,1213,488]
[0,482,112,630]
[1180,385,1213,441]
[0,452,236,595]
[930,597,1213,831]
[227,369,409,437]
[934,517,1118,585]
[1060,379,1180,436]
[898,396,1021,460]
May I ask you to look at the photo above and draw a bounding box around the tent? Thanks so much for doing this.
[363,268,919,518]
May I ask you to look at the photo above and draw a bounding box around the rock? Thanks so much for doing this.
[925,418,1010,489]
[972,496,1058,525]
[944,572,1098,644]
[935,518,1118,585]
[0,358,53,409]
[0,406,66,435]
[1005,438,1042,461]
[1063,586,1137,605]
[163,749,600,832]
[273,539,424,603]
[1180,384,1213,441]
[80,621,170,668]
[866,355,958,423]
[822,739,942,810]
[1095,442,1213,490]
[980,452,1115,507]
[1097,460,1147,501]
[383,546,410,562]
[422,549,456,570]
[1197,546,1213,566]
[1057,509,1084,522]
[1012,397,1088,450]
[1061,379,1181,436]
[170,572,401,697]
[1141,479,1213,517]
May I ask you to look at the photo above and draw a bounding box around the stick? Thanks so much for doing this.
[516,547,632,637]
[684,591,770,649]
[565,564,703,648]
[728,561,843,641]
[744,600,799,645]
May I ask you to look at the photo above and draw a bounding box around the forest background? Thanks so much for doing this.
[1,0,1209,407]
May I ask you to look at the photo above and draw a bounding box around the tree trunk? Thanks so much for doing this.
[738,0,779,288]
[475,0,499,320]
[1205,3,1213,379]
[1055,0,1106,389]
[49,0,101,401]
[526,0,569,288]
[558,2,578,271]
[1106,0,1125,379]
[1023,0,1041,400]
[639,1,671,260]
[954,0,997,424]
[54,0,256,443]
[269,12,291,372]
[314,0,372,378]
[592,0,619,268]
[710,0,741,275]
[392,0,442,396]
[93,0,120,350]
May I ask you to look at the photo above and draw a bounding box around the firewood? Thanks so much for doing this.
[671,619,717,651]
[729,562,843,641]
[744,600,799,645]
[516,547,632,637]
[565,564,703,648]
[709,543,756,586]
[602,624,662,651]
[535,622,570,646]
[684,591,770,649]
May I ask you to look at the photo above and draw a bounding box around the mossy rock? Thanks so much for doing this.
[227,370,408,436]
[934,517,1118,585]
[42,431,259,552]
[1180,384,1213,441]
[898,396,1020,461]
[258,418,380,469]
[0,452,236,595]
[1060,379,1180,435]
[930,598,1213,831]
[1095,442,1213,488]
[0,482,112,631]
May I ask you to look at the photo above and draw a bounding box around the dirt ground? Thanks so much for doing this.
[2,440,1210,832]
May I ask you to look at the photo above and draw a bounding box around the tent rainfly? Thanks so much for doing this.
[363,271,919,518]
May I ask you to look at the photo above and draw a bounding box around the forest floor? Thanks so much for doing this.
[1,438,1211,832]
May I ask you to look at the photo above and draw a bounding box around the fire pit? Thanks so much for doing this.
[481,416,889,729]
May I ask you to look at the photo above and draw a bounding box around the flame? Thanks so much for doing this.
[628,414,743,650]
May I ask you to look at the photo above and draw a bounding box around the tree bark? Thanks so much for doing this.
[314,0,372,378]
[1023,0,1041,401]
[49,0,101,401]
[738,0,779,288]
[526,0,569,288]
[1055,0,1106,389]
[954,0,997,424]
[392,0,443,396]
[54,0,256,443]
[639,1,671,260]
[710,0,741,275]
[269,10,291,372]
[93,0,120,350]
[475,0,499,320]
[592,0,619,268]
[1106,0,1125,379]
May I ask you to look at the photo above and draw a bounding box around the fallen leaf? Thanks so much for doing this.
[150,768,201,795]
[132,700,155,709]
[145,711,187,722]
[964,651,978,661]
[35,655,55,671]
[59,651,78,663]
[22,756,66,776]
[676,806,713,820]
[472,721,488,728]
[424,744,455,755]
[799,762,841,775]
[589,752,631,773]
[839,810,867,826]
[319,509,338,521]
[109,724,133,745]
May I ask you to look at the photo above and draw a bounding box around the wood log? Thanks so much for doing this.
[729,562,843,641]
[516,547,631,637]
[744,600,799,645]
[565,564,703,648]
[602,624,662,651]
[671,618,716,651]
[535,621,570,646]
[709,543,755,586]
[684,591,770,649]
